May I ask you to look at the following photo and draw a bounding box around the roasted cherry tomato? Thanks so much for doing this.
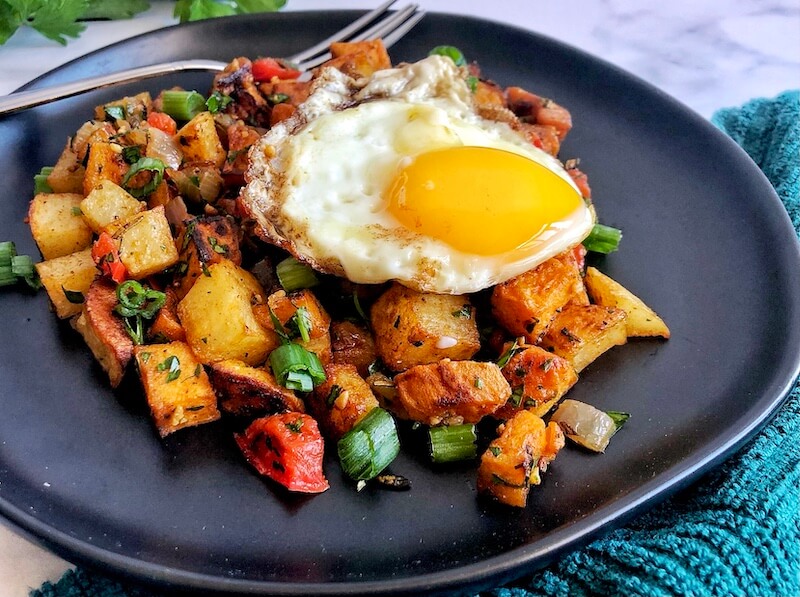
[146,111,177,136]
[251,57,301,82]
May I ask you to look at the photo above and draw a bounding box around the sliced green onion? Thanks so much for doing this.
[161,90,206,121]
[269,343,326,390]
[287,306,312,343]
[466,75,479,93]
[206,91,232,113]
[0,242,40,289]
[276,256,319,291]
[428,424,477,463]
[337,408,400,481]
[496,338,523,368]
[285,370,313,393]
[0,241,15,265]
[33,167,53,194]
[583,223,622,254]
[266,93,290,106]
[121,156,166,198]
[11,255,34,278]
[428,45,467,67]
[0,265,15,287]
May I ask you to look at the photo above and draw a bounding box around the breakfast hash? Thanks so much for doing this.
[13,39,669,507]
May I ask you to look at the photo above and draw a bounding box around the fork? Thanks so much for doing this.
[0,0,425,116]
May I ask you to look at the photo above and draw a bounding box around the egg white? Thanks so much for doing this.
[242,55,593,294]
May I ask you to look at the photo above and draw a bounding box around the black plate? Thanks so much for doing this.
[1,11,799,596]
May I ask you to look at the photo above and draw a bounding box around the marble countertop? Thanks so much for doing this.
[1,0,798,594]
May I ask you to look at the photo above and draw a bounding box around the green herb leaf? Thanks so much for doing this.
[428,45,467,67]
[82,0,150,20]
[121,156,165,198]
[157,355,181,382]
[62,286,84,304]
[104,105,125,121]
[4,0,90,46]
[606,411,631,430]
[205,90,232,113]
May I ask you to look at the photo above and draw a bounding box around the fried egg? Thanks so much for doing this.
[242,55,593,294]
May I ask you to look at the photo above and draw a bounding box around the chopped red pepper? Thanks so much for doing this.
[147,111,177,136]
[91,232,127,283]
[236,413,329,494]
[251,58,301,82]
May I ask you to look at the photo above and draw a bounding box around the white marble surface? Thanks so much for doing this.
[0,0,798,594]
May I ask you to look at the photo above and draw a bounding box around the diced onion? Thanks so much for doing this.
[550,399,626,453]
[146,127,183,170]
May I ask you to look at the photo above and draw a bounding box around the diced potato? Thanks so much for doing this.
[584,267,670,338]
[474,80,505,107]
[556,248,589,306]
[495,344,578,419]
[147,287,185,343]
[393,359,510,426]
[71,279,134,387]
[47,140,85,194]
[35,248,97,319]
[80,180,144,233]
[309,363,379,439]
[133,341,221,437]
[83,142,128,196]
[491,253,585,343]
[174,111,226,168]
[71,120,115,162]
[146,179,173,210]
[325,39,391,78]
[114,206,179,278]
[538,304,627,373]
[370,283,480,372]
[175,215,242,298]
[255,289,333,364]
[208,359,305,417]
[477,410,564,507]
[28,193,93,260]
[177,260,280,365]
[331,320,377,378]
[94,92,152,127]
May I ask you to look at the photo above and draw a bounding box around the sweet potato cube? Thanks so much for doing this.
[370,283,480,372]
[257,289,332,364]
[80,180,145,233]
[82,141,128,196]
[325,39,391,78]
[393,359,510,426]
[28,193,93,260]
[133,342,221,437]
[71,279,134,387]
[538,304,627,373]
[147,287,185,343]
[208,359,305,417]
[174,111,226,168]
[331,320,377,378]
[114,206,179,278]
[496,344,578,419]
[177,260,280,365]
[477,410,564,507]
[47,140,85,194]
[491,253,584,343]
[584,267,670,338]
[175,215,242,298]
[309,363,379,439]
[35,248,97,319]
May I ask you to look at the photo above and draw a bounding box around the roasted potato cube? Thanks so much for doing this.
[133,342,221,437]
[496,344,578,419]
[82,141,128,196]
[325,39,391,78]
[370,283,480,372]
[178,260,280,365]
[474,80,506,107]
[393,359,510,425]
[256,289,333,364]
[331,320,377,377]
[174,111,226,168]
[491,253,585,343]
[71,279,134,387]
[175,215,242,298]
[114,206,179,278]
[208,359,305,417]
[47,140,85,194]
[80,180,144,233]
[147,287,185,343]
[477,410,564,507]
[557,248,589,306]
[94,92,152,127]
[584,267,670,338]
[538,304,627,372]
[28,193,93,260]
[309,363,379,439]
[35,248,97,319]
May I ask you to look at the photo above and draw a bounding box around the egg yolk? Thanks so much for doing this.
[386,146,584,255]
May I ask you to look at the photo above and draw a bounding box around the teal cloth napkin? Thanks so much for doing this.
[33,91,800,597]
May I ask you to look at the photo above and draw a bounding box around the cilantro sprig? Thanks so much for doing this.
[0,0,286,46]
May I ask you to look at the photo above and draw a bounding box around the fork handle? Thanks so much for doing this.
[0,60,227,116]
